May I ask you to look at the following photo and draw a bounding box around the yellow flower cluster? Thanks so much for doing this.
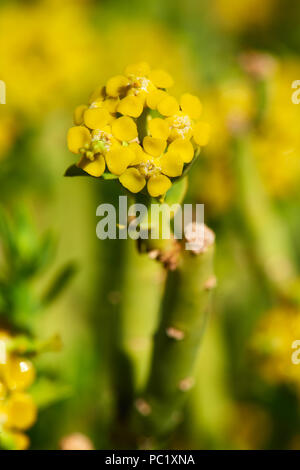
[0,331,37,450]
[253,60,300,197]
[67,62,210,197]
[251,308,300,392]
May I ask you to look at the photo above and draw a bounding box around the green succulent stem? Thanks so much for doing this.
[134,229,215,441]
[120,238,165,392]
[231,135,297,299]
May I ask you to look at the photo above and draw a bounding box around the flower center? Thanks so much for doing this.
[138,158,161,178]
[130,76,153,95]
[171,114,192,138]
[92,130,113,151]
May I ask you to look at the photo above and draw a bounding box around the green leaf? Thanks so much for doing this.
[102,172,118,180]
[180,149,201,179]
[6,333,62,357]
[30,378,72,409]
[64,164,92,177]
[164,177,188,208]
[42,262,77,306]
[64,165,118,180]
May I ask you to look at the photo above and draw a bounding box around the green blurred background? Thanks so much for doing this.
[1,0,300,450]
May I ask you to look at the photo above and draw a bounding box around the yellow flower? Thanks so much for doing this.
[67,64,211,197]
[5,393,37,430]
[251,307,300,391]
[0,332,38,449]
[3,357,35,392]
[0,0,100,118]
[10,432,30,451]
[253,59,300,198]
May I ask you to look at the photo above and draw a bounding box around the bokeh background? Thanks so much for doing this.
[1,0,300,450]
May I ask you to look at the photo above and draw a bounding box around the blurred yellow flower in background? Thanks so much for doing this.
[251,307,300,391]
[191,80,255,214]
[0,331,37,450]
[99,21,200,97]
[253,60,300,198]
[230,403,270,450]
[193,57,300,213]
[0,0,99,119]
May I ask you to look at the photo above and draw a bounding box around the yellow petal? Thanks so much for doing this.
[148,118,170,140]
[125,62,150,77]
[67,126,91,154]
[106,147,135,175]
[3,357,35,392]
[84,107,111,130]
[102,97,120,114]
[88,85,105,104]
[180,93,202,119]
[128,142,148,165]
[160,151,184,177]
[193,122,211,146]
[147,174,172,197]
[106,75,130,98]
[117,96,144,118]
[168,139,194,163]
[157,96,179,116]
[143,136,166,157]
[111,116,138,141]
[73,105,88,125]
[149,69,174,89]
[146,89,168,110]
[6,393,37,430]
[77,154,105,177]
[119,168,146,193]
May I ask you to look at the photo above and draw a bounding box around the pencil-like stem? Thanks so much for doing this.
[134,224,216,441]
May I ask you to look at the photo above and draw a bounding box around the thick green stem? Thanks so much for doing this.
[134,225,215,441]
[120,238,165,392]
[232,135,297,299]
[188,318,233,449]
